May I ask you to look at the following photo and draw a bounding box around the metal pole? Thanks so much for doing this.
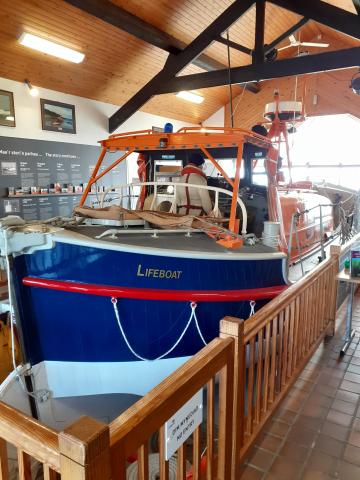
[294,215,305,276]
[319,205,325,261]
[288,214,295,265]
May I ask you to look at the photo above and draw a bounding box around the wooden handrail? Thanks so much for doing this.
[0,402,60,472]
[109,337,233,454]
[244,255,338,340]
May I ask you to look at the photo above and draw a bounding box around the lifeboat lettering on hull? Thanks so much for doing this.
[137,264,182,279]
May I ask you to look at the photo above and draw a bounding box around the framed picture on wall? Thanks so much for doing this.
[40,99,76,134]
[0,90,16,127]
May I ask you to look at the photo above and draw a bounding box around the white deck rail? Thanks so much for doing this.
[99,181,248,235]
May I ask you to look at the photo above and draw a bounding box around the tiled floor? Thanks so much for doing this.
[240,290,360,480]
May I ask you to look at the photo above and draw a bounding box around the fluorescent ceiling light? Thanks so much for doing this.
[19,33,85,64]
[176,91,204,104]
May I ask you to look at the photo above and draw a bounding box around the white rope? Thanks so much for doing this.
[249,300,256,317]
[112,298,207,362]
[127,453,182,479]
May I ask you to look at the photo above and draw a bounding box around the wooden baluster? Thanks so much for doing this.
[276,312,284,393]
[287,302,295,378]
[193,427,201,480]
[176,443,186,480]
[299,292,306,360]
[43,465,59,480]
[304,287,311,352]
[263,323,271,410]
[281,306,289,387]
[295,294,302,365]
[269,317,278,403]
[217,354,234,480]
[255,329,264,424]
[247,338,255,435]
[0,439,8,480]
[220,317,244,480]
[59,416,111,480]
[206,378,215,480]
[309,285,315,348]
[292,297,300,368]
[314,277,321,338]
[319,272,325,332]
[17,450,31,480]
[138,443,149,480]
[159,426,169,480]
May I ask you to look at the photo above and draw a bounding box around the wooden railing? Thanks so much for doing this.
[0,402,111,480]
[0,241,355,479]
[225,247,340,477]
[109,337,235,479]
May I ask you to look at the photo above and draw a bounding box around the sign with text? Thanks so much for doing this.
[0,136,126,219]
[164,389,203,461]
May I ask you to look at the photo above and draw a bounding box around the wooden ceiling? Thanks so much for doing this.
[0,0,358,126]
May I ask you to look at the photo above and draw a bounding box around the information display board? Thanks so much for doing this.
[0,136,126,219]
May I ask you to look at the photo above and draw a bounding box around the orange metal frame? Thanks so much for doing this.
[79,127,272,241]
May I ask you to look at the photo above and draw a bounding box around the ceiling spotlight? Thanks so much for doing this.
[25,79,39,97]
[176,91,204,104]
[19,32,85,64]
[350,70,360,95]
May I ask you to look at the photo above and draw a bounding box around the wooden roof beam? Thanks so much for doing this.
[108,0,256,132]
[269,0,360,40]
[63,0,224,72]
[159,46,360,92]
[265,17,309,54]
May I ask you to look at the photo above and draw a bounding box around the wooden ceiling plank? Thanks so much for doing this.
[269,0,360,40]
[62,0,225,71]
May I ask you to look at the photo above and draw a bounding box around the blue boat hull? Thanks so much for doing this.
[11,239,287,396]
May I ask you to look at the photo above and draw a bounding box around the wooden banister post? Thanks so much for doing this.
[329,245,341,337]
[59,416,111,480]
[220,316,245,480]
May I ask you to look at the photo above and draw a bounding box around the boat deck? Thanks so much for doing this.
[66,225,279,255]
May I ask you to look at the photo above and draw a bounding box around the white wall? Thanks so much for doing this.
[0,77,195,146]
[203,107,224,127]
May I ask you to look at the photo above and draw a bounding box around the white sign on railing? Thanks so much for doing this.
[164,389,203,461]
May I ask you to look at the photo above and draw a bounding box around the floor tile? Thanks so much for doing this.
[301,469,332,480]
[293,414,324,433]
[287,425,317,448]
[264,420,290,438]
[313,433,343,458]
[240,465,264,480]
[272,408,297,425]
[334,389,359,404]
[337,460,360,480]
[321,421,349,442]
[278,440,309,463]
[331,398,357,415]
[247,447,275,471]
[266,456,303,480]
[347,363,360,375]
[306,450,338,475]
[326,409,353,427]
[255,433,282,454]
[305,392,333,409]
[348,430,360,448]
[343,444,360,467]
[340,379,360,394]
[344,371,360,384]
